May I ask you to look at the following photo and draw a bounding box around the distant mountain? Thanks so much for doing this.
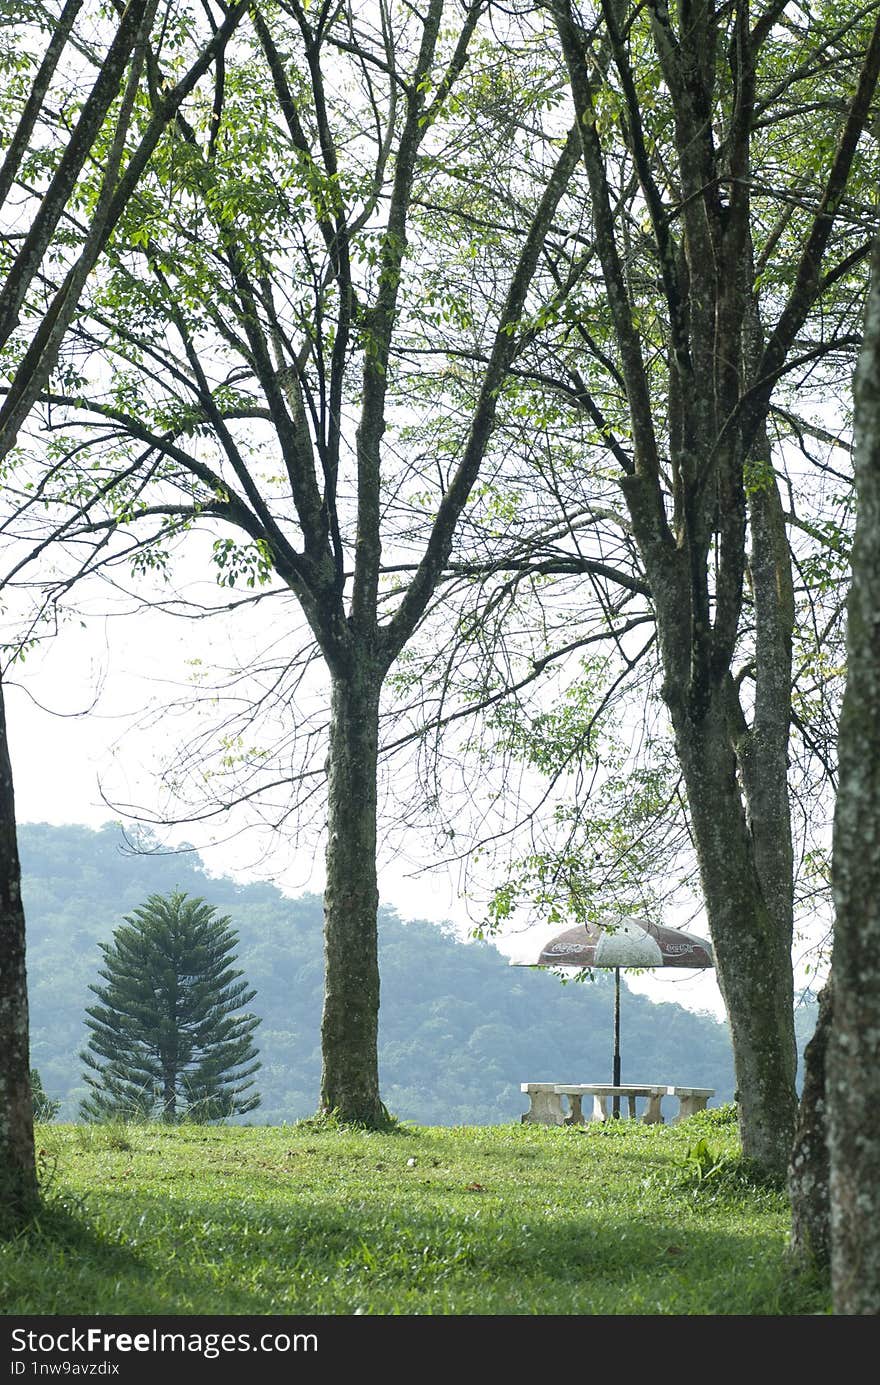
[19,821,809,1125]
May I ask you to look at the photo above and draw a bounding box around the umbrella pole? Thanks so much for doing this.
[613,966,621,1118]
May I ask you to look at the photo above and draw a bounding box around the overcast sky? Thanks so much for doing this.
[3,589,730,1025]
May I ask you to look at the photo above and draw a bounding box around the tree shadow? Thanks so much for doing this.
[4,1188,823,1316]
[7,1193,144,1273]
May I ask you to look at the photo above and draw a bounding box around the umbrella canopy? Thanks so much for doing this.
[519,919,715,1112]
[536,919,714,970]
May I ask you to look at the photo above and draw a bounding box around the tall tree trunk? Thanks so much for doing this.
[670,689,798,1175]
[828,237,880,1315]
[0,676,37,1232]
[320,666,385,1125]
[739,472,796,960]
[788,978,832,1273]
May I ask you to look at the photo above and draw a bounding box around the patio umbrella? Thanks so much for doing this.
[517,919,715,1116]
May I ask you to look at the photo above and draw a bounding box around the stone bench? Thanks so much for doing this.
[521,1082,715,1126]
[520,1083,567,1125]
[668,1086,714,1121]
[555,1084,668,1124]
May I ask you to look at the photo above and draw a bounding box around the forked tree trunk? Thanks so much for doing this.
[670,691,798,1176]
[320,668,385,1125]
[0,677,37,1231]
[827,238,880,1314]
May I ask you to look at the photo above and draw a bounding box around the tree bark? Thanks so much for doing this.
[162,1069,176,1121]
[320,666,385,1125]
[668,684,798,1174]
[788,978,832,1273]
[828,237,880,1315]
[0,677,37,1231]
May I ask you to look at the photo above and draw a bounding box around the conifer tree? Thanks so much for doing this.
[31,1069,60,1122]
[80,892,260,1121]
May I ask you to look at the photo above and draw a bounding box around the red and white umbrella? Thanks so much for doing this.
[518,920,715,1110]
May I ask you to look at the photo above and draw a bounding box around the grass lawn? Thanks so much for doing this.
[1,1110,828,1316]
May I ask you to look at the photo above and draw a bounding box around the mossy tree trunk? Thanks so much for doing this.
[828,237,880,1314]
[320,669,384,1125]
[788,979,832,1273]
[669,687,798,1174]
[0,677,37,1231]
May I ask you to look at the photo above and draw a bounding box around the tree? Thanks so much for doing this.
[0,0,249,464]
[0,0,247,1229]
[30,1068,60,1122]
[550,0,879,1180]
[826,234,880,1313]
[788,974,833,1271]
[418,0,880,1179]
[387,0,878,1178]
[11,2,871,1162]
[80,890,261,1122]
[13,1,582,1125]
[0,673,35,1228]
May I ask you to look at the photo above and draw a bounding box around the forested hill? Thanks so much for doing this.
[22,822,748,1125]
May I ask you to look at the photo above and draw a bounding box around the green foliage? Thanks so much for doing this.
[696,1101,739,1127]
[31,1068,60,1123]
[79,889,261,1123]
[676,1137,732,1189]
[668,1108,789,1199]
[211,536,273,589]
[0,1122,829,1315]
[295,1104,406,1136]
[478,664,687,934]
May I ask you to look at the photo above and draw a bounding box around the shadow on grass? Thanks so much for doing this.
[3,1186,828,1316]
[7,1194,142,1266]
[5,1123,825,1314]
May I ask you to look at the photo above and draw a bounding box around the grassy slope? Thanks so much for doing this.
[1,1115,828,1316]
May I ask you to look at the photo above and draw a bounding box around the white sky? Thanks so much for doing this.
[3,588,729,1023]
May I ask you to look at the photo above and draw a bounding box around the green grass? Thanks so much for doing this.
[1,1112,829,1315]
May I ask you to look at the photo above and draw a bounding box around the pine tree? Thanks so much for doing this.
[31,1069,60,1122]
[80,892,261,1122]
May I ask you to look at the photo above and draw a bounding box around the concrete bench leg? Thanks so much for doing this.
[521,1086,566,1125]
[642,1092,665,1125]
[676,1094,709,1121]
[592,1094,610,1121]
[565,1094,585,1126]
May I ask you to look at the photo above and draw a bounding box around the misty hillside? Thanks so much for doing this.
[20,821,780,1125]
